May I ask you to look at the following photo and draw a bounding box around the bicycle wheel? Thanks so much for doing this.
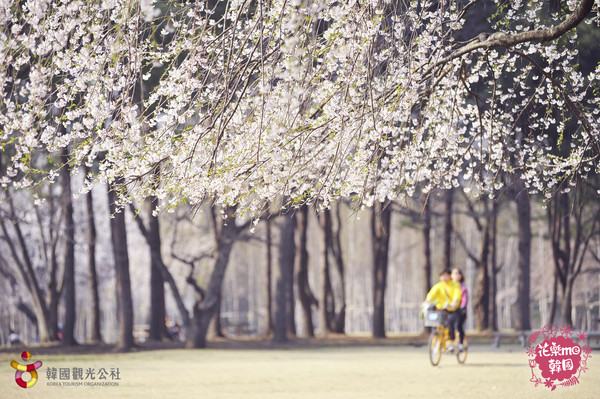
[456,336,468,364]
[429,330,443,366]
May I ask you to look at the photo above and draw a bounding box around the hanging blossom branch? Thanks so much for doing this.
[1,0,599,217]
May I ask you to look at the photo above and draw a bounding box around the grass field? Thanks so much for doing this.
[1,344,598,398]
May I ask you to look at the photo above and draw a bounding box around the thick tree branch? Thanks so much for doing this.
[455,230,480,265]
[424,0,595,79]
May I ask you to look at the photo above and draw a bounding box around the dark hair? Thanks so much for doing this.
[452,268,465,283]
[439,268,451,276]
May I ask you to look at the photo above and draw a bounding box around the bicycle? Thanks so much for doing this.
[424,308,468,366]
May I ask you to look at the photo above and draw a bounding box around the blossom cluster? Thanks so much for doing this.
[1,0,598,216]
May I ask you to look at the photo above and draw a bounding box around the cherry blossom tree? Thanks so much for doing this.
[2,0,599,216]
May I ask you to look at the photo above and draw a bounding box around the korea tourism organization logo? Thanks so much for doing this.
[8,350,122,389]
[10,351,43,389]
[527,324,592,391]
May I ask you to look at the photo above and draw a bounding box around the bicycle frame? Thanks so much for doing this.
[428,324,467,366]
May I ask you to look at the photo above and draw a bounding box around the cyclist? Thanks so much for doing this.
[451,267,468,352]
[423,268,462,352]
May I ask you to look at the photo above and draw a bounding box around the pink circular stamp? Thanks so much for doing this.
[527,324,592,391]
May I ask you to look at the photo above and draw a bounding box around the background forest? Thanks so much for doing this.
[1,0,600,351]
[2,177,600,347]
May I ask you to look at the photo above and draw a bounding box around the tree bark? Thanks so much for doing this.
[60,147,77,346]
[108,182,135,351]
[371,201,391,338]
[84,166,102,343]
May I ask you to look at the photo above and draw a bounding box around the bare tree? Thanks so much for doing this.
[186,206,239,348]
[456,194,492,331]
[547,183,600,326]
[0,191,66,343]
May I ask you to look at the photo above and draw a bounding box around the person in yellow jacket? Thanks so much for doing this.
[424,268,462,351]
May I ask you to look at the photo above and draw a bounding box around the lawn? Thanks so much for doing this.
[1,344,598,398]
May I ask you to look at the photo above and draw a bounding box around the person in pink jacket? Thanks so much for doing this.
[451,268,469,352]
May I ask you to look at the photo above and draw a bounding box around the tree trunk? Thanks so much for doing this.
[46,253,60,341]
[128,202,191,333]
[212,295,225,338]
[60,148,77,346]
[322,207,346,334]
[371,201,391,338]
[473,223,490,330]
[489,201,499,331]
[186,207,237,348]
[547,189,571,326]
[562,276,575,326]
[549,272,558,324]
[108,182,135,351]
[145,196,168,341]
[287,241,297,338]
[330,205,346,333]
[421,197,432,334]
[443,188,454,271]
[274,213,295,342]
[320,210,335,335]
[84,166,102,343]
[513,178,531,331]
[296,206,315,337]
[422,197,432,297]
[265,217,273,336]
